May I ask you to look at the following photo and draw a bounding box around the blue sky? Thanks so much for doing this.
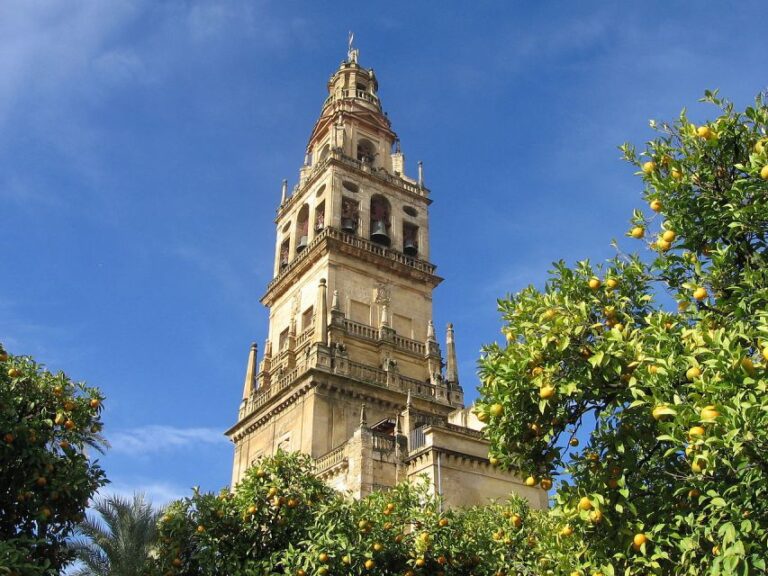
[2,1,765,505]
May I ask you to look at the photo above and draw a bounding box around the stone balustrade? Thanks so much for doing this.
[238,345,446,421]
[314,443,347,474]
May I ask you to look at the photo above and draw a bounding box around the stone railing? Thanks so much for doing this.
[334,152,424,196]
[328,228,437,274]
[393,334,425,356]
[445,423,485,439]
[401,375,436,399]
[346,360,438,401]
[343,319,379,341]
[240,366,299,417]
[279,149,427,218]
[347,360,388,387]
[344,319,425,356]
[315,443,347,474]
[238,347,446,421]
[295,326,315,349]
[372,432,396,452]
[265,226,437,297]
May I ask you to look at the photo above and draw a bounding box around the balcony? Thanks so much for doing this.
[263,226,438,303]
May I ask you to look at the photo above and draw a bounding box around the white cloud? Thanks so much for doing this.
[108,424,229,456]
[96,479,190,507]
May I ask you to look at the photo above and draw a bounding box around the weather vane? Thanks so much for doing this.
[347,31,358,63]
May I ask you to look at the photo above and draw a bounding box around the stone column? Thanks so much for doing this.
[315,279,328,345]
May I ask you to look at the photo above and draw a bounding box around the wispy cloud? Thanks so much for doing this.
[108,425,229,456]
[96,479,191,507]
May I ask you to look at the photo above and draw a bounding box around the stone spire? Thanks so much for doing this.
[315,278,328,345]
[360,403,367,427]
[280,179,287,205]
[242,342,258,399]
[445,323,459,385]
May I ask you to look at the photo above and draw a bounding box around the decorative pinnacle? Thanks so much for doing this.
[331,290,340,311]
[280,179,288,204]
[360,403,367,427]
[445,323,458,385]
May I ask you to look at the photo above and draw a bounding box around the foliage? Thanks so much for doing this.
[0,345,108,575]
[477,92,768,574]
[69,493,162,576]
[150,450,584,576]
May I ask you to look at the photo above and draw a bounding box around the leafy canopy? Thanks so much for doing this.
[477,92,768,575]
[0,346,108,575]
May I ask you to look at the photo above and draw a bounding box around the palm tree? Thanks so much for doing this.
[69,493,162,576]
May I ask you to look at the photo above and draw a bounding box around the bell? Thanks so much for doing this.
[296,235,308,252]
[370,220,390,245]
[403,238,418,256]
[341,217,357,232]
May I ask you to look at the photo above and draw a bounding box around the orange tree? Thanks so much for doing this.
[0,345,107,575]
[150,450,582,575]
[477,92,768,575]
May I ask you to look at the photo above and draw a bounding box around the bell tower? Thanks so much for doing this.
[226,46,546,509]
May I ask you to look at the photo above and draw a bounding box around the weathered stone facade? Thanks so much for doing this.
[225,47,547,510]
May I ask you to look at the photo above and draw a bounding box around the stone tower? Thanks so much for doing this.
[226,47,546,509]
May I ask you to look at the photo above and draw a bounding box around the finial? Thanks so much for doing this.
[319,278,326,287]
[331,289,340,311]
[280,179,288,204]
[395,413,402,434]
[406,388,412,408]
[360,403,367,427]
[417,161,424,187]
[347,31,359,63]
[445,323,458,385]
[427,320,435,341]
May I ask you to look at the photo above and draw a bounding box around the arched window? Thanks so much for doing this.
[341,197,359,233]
[356,139,376,165]
[370,195,391,246]
[314,200,326,232]
[403,223,419,256]
[295,204,309,253]
[279,238,289,270]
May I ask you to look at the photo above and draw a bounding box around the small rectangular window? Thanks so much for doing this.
[302,306,314,331]
[278,328,289,351]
